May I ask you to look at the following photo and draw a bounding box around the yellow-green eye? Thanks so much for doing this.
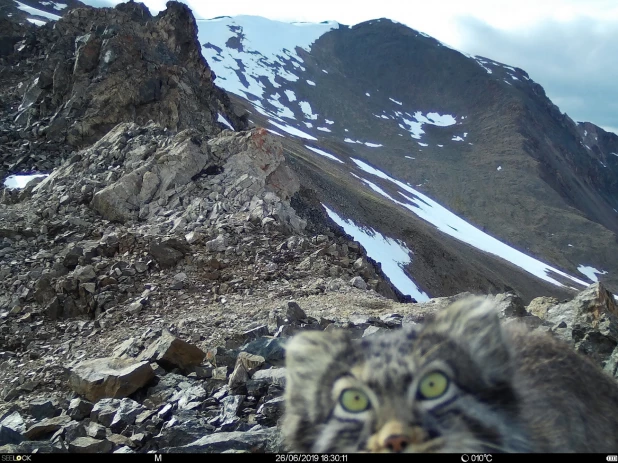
[418,371,449,400]
[339,388,371,413]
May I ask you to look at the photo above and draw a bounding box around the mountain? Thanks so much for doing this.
[0,1,617,455]
[195,15,618,299]
[4,2,617,302]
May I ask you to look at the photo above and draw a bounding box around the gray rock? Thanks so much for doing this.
[91,398,122,427]
[86,421,107,439]
[24,415,72,440]
[68,436,113,453]
[160,427,283,453]
[211,366,228,381]
[256,396,285,426]
[73,265,97,283]
[107,433,134,449]
[604,346,618,378]
[0,440,68,453]
[28,398,60,420]
[206,234,228,252]
[0,412,25,434]
[219,395,245,429]
[149,242,184,269]
[241,338,286,366]
[138,331,206,372]
[109,398,145,433]
[113,445,135,453]
[247,368,286,398]
[0,425,24,446]
[154,411,215,448]
[68,398,94,421]
[170,385,207,410]
[363,326,388,337]
[285,301,306,322]
[63,421,87,443]
[529,282,618,366]
[69,357,155,402]
[350,276,367,290]
[228,352,265,392]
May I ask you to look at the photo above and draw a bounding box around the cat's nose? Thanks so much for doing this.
[384,434,411,452]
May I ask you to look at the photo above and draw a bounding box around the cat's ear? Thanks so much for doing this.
[285,329,352,375]
[284,330,353,424]
[429,296,513,384]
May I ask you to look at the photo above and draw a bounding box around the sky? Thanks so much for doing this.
[89,0,618,135]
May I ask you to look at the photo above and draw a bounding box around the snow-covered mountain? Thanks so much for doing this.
[194,15,618,300]
[5,2,618,302]
[0,0,77,26]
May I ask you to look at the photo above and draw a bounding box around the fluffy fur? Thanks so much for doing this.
[282,297,618,453]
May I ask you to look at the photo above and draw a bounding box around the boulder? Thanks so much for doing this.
[69,357,155,402]
[160,428,283,453]
[138,331,206,372]
[68,436,113,453]
[529,283,618,366]
[24,415,71,440]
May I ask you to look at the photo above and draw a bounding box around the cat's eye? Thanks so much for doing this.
[339,388,371,413]
[417,371,449,400]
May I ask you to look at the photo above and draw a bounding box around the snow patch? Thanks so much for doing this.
[16,1,60,20]
[577,265,608,283]
[349,158,590,289]
[27,18,46,26]
[4,174,49,189]
[266,129,285,137]
[306,80,316,86]
[217,113,234,130]
[398,111,456,140]
[284,89,296,102]
[197,16,338,100]
[305,145,344,164]
[323,205,429,301]
[316,127,331,132]
[389,97,403,105]
[268,120,317,140]
[267,93,295,119]
[299,101,318,120]
[365,142,383,148]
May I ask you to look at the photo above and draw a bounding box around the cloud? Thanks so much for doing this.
[455,16,618,134]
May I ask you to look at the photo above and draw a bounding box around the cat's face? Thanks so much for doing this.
[283,298,532,453]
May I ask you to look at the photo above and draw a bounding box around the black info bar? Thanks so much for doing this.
[0,454,616,462]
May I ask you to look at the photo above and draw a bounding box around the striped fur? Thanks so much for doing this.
[282,296,618,452]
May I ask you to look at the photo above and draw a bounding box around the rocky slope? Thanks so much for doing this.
[0,1,617,454]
